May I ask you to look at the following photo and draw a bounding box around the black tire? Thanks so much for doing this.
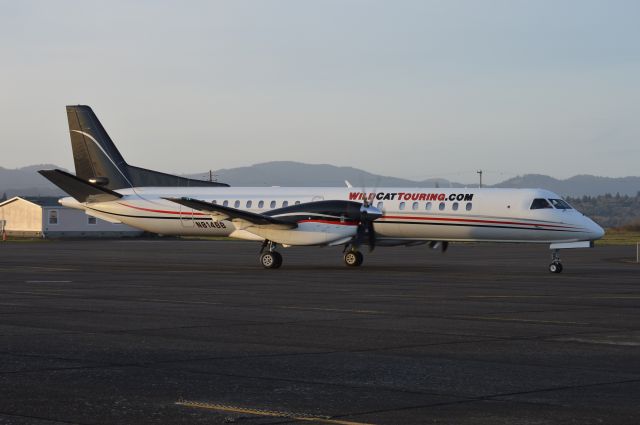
[344,251,363,267]
[549,262,563,273]
[272,251,283,269]
[260,252,279,269]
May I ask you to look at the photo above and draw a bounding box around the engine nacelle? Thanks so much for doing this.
[249,221,358,246]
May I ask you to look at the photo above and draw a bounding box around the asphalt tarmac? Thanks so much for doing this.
[0,239,638,425]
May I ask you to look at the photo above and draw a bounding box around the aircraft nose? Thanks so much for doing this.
[588,220,605,240]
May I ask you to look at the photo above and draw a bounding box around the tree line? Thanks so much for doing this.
[566,192,640,229]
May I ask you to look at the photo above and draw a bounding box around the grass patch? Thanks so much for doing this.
[598,228,640,246]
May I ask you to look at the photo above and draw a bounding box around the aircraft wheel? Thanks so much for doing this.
[272,251,283,268]
[549,262,563,274]
[344,251,363,267]
[261,252,282,269]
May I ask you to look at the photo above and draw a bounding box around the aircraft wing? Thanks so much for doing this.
[164,197,297,230]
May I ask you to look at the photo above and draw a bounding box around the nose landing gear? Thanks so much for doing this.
[259,240,282,269]
[549,249,563,273]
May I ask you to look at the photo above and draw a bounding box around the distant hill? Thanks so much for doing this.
[3,162,639,197]
[0,164,67,197]
[494,174,640,197]
[189,161,459,188]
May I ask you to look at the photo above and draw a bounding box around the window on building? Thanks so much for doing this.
[234,200,240,208]
[258,200,264,208]
[270,200,276,208]
[87,216,97,225]
[412,202,418,210]
[399,202,405,210]
[466,202,473,211]
[246,200,252,208]
[48,210,58,225]
[425,202,432,210]
[439,202,445,211]
[452,202,459,211]
[282,201,289,207]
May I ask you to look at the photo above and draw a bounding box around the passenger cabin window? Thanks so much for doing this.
[282,201,289,207]
[270,200,276,208]
[412,202,418,210]
[246,200,252,208]
[48,210,58,225]
[377,201,383,209]
[452,202,459,211]
[258,200,264,208]
[465,202,472,211]
[439,202,445,211]
[425,202,432,210]
[530,198,552,209]
[399,202,405,210]
[549,199,572,209]
[87,216,97,225]
[223,200,229,207]
[234,200,240,208]
[294,201,301,205]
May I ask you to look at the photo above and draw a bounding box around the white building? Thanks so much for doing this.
[0,196,143,238]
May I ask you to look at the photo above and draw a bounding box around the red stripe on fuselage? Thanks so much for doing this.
[117,202,208,216]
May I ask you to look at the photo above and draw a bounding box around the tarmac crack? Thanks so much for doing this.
[0,410,95,425]
[325,377,640,419]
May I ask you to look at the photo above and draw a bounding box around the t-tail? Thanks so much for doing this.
[65,105,228,189]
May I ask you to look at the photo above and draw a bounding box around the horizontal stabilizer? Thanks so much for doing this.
[38,169,123,203]
[164,197,297,230]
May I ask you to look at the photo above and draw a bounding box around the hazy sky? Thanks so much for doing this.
[1,0,639,184]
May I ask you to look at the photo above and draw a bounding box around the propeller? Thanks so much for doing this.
[355,188,382,251]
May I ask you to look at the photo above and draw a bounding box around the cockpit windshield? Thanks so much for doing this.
[549,199,572,209]
[530,198,553,209]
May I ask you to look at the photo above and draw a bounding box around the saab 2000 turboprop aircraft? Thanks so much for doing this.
[39,105,604,272]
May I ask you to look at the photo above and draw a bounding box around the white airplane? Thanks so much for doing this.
[40,105,604,272]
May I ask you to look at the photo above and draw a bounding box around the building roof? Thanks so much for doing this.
[0,196,61,208]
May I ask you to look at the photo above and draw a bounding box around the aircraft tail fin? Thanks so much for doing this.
[66,105,229,189]
[67,105,132,189]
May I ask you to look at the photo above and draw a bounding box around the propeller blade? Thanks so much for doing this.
[367,220,376,252]
[355,223,366,248]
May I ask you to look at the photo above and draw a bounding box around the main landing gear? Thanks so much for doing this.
[259,240,282,269]
[549,249,563,274]
[343,246,364,267]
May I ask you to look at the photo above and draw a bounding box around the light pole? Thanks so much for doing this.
[477,170,483,188]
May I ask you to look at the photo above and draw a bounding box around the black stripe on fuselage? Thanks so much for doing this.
[87,206,583,233]
[377,220,584,233]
